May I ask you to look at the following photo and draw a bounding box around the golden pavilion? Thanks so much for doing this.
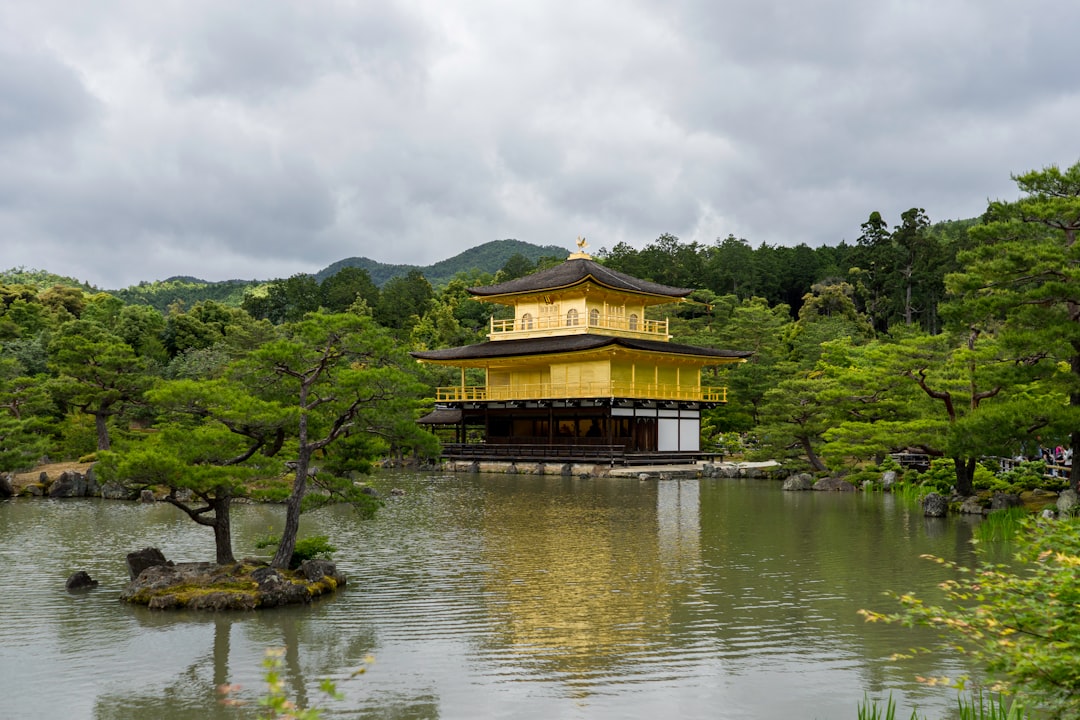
[411,240,751,462]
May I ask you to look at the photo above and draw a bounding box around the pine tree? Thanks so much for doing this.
[948,161,1080,491]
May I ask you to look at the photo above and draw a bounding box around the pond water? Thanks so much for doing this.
[1,472,982,720]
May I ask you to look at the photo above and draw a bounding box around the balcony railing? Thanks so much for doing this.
[432,381,727,403]
[489,315,668,339]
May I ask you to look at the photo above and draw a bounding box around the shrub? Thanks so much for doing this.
[918,458,956,493]
[997,460,1067,493]
[879,456,903,473]
[845,469,880,488]
[914,459,999,494]
[973,466,1010,493]
[255,534,337,570]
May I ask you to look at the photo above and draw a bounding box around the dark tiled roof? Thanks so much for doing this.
[411,334,752,362]
[417,407,463,424]
[468,258,693,298]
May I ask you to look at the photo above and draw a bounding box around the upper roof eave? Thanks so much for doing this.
[410,334,753,363]
[468,258,693,300]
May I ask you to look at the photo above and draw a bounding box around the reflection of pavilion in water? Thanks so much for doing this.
[477,478,701,691]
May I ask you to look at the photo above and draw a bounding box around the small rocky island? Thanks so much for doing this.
[5,466,350,610]
[121,548,346,610]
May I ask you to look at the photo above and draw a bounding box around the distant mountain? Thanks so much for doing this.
[315,239,569,286]
[0,239,571,312]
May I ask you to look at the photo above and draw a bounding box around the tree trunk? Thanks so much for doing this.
[802,437,828,472]
[212,620,231,690]
[95,411,111,451]
[953,456,975,496]
[904,280,913,326]
[1072,352,1080,494]
[272,415,311,569]
[211,495,235,565]
[1071,428,1080,495]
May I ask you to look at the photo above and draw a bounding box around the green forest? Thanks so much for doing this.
[2,161,1079,503]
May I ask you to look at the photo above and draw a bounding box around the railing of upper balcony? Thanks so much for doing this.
[489,315,668,338]
[431,382,727,403]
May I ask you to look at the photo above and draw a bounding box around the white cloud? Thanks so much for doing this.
[1,0,1078,287]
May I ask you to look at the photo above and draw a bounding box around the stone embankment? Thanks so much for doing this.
[4,460,782,496]
[781,469,1074,518]
[3,465,138,500]
[438,459,781,480]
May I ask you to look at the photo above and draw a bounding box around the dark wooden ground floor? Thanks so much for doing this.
[419,399,721,464]
[438,442,721,466]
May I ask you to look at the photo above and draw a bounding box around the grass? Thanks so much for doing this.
[974,506,1029,544]
[856,691,1027,720]
[955,691,1026,720]
[857,694,915,720]
[891,481,933,505]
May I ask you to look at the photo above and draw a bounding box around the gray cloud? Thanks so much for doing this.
[1,0,1078,288]
[0,45,97,143]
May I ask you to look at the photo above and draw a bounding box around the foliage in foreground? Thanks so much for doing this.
[219,647,372,719]
[861,517,1080,718]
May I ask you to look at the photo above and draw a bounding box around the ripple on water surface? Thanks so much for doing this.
[2,475,976,720]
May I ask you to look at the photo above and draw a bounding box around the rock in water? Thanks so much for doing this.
[66,571,99,591]
[782,473,814,491]
[126,547,172,581]
[812,476,856,492]
[922,492,948,517]
[958,496,985,515]
[48,471,89,498]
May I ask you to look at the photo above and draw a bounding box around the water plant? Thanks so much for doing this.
[856,693,919,719]
[955,690,1026,720]
[891,480,933,505]
[855,690,1027,720]
[973,506,1028,544]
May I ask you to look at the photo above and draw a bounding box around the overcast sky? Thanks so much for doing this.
[2,0,1077,289]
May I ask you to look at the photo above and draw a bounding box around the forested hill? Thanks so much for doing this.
[314,238,568,286]
[113,278,258,311]
[0,267,98,292]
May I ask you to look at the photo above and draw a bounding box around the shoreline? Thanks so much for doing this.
[4,458,781,499]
